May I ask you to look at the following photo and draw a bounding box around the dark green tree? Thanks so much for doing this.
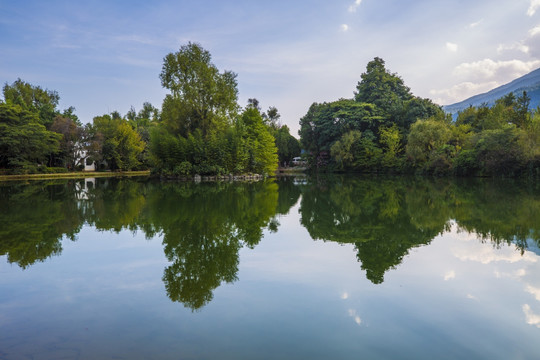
[2,79,60,128]
[0,103,61,171]
[354,57,412,113]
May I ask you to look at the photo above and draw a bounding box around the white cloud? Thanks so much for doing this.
[525,26,540,57]
[495,268,528,279]
[530,25,540,37]
[528,0,540,16]
[523,304,540,327]
[497,42,529,55]
[516,268,528,277]
[430,81,499,104]
[446,42,458,52]
[526,285,540,301]
[452,59,540,82]
[468,19,483,28]
[341,24,350,32]
[452,245,538,265]
[348,0,362,13]
[348,309,362,325]
[444,270,456,281]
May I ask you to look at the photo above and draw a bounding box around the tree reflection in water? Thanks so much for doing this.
[1,175,539,308]
[299,175,540,284]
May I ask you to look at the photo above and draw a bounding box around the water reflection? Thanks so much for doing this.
[1,175,539,310]
[0,177,300,310]
[299,175,540,284]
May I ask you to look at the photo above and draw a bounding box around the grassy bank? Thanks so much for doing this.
[0,170,151,182]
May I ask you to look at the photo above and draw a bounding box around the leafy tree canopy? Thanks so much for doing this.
[160,42,239,137]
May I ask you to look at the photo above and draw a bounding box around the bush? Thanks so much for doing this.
[173,161,192,176]
[44,167,68,174]
[453,150,478,176]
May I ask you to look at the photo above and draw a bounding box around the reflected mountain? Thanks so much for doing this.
[299,175,540,284]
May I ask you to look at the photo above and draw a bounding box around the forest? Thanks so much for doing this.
[0,42,299,176]
[1,43,539,177]
[300,57,540,177]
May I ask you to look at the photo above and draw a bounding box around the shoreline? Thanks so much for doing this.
[0,170,151,182]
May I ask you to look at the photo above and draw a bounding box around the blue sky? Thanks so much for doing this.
[2,0,540,134]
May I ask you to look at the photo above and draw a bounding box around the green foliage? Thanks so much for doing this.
[2,78,60,128]
[330,130,361,170]
[238,107,278,175]
[0,103,61,171]
[49,114,84,169]
[299,99,383,169]
[406,117,452,167]
[294,82,539,177]
[272,125,301,165]
[89,114,145,171]
[299,58,444,173]
[379,124,402,168]
[151,43,278,176]
[355,57,413,110]
[160,42,238,137]
[474,126,524,176]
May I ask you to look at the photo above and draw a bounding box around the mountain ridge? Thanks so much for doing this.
[443,67,540,114]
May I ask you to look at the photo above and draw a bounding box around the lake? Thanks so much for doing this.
[1,175,540,359]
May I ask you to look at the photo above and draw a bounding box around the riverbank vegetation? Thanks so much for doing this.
[299,57,540,177]
[1,43,299,177]
[2,45,539,177]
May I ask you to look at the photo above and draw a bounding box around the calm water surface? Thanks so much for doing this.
[1,176,540,359]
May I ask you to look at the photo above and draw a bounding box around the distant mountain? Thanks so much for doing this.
[443,67,540,115]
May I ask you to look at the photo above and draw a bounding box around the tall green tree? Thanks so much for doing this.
[239,107,278,175]
[89,114,144,171]
[354,57,412,112]
[159,42,238,137]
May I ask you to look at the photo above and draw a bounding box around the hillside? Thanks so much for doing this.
[443,67,540,115]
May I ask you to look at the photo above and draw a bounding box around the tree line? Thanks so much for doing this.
[0,42,300,175]
[299,57,540,177]
[3,46,540,177]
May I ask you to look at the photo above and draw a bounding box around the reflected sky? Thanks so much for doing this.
[1,177,540,359]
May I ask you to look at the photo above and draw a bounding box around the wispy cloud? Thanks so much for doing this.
[451,243,538,264]
[430,81,499,104]
[529,25,540,37]
[497,42,529,55]
[348,309,362,325]
[526,285,540,301]
[446,42,458,52]
[444,270,456,281]
[528,0,540,16]
[348,0,362,13]
[468,19,483,28]
[453,59,540,82]
[523,304,540,327]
